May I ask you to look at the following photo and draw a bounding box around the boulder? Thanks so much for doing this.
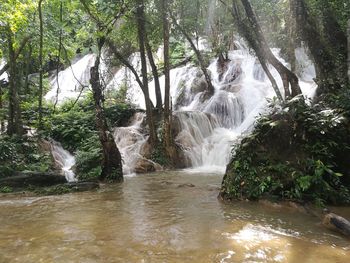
[135,158,162,174]
[323,211,350,237]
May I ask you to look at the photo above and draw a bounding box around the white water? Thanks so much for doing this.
[45,54,96,104]
[45,39,317,174]
[113,112,148,176]
[50,141,77,182]
[0,60,8,81]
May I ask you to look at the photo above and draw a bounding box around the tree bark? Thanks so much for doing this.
[136,0,158,147]
[90,38,123,183]
[0,82,4,133]
[229,1,283,101]
[145,39,162,111]
[6,29,23,136]
[348,19,350,83]
[38,0,44,129]
[162,0,176,160]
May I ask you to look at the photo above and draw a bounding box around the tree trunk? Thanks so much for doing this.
[162,0,176,160]
[230,1,283,101]
[240,0,302,98]
[136,0,158,147]
[6,29,23,136]
[145,39,162,111]
[90,38,123,183]
[171,14,215,96]
[0,82,4,133]
[24,45,32,94]
[290,0,347,93]
[348,19,350,83]
[38,0,44,129]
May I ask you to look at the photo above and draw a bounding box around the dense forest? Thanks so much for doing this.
[0,0,349,201]
[1,0,350,261]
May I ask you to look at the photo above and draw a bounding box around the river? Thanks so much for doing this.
[0,171,349,262]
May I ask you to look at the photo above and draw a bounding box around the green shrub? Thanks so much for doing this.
[221,97,350,205]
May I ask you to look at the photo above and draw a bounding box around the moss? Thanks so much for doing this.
[221,97,350,205]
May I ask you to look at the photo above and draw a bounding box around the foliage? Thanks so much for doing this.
[0,135,54,177]
[75,134,102,181]
[0,186,13,193]
[40,95,135,180]
[221,97,350,205]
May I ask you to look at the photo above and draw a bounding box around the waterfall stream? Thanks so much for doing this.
[50,141,77,182]
[45,40,317,174]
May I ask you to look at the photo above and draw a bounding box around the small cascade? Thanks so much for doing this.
[45,54,96,104]
[113,112,148,175]
[50,141,77,182]
[0,60,8,81]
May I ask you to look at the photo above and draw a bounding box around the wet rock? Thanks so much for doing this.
[322,210,350,237]
[134,158,162,174]
[0,172,66,188]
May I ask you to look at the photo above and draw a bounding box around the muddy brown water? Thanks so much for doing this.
[0,171,349,262]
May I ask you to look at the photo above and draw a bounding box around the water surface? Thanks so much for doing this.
[0,171,349,262]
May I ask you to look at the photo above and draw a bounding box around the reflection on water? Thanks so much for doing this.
[0,171,349,262]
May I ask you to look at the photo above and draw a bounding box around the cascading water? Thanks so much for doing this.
[113,112,149,175]
[50,141,77,182]
[45,53,96,104]
[45,39,317,174]
[0,60,8,81]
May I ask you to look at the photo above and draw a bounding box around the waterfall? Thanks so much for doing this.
[0,60,8,81]
[50,141,77,182]
[45,38,317,174]
[45,54,96,104]
[113,112,148,176]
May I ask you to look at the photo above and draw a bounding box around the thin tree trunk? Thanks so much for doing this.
[162,0,175,159]
[0,83,4,133]
[240,0,302,98]
[54,0,63,112]
[171,13,215,95]
[290,0,346,92]
[229,1,283,101]
[38,0,44,129]
[6,29,23,136]
[347,19,350,83]
[136,0,158,146]
[90,38,123,182]
[145,39,162,110]
[24,45,32,94]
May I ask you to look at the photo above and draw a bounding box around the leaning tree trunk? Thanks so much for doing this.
[230,1,283,101]
[240,0,302,98]
[145,39,162,111]
[136,0,158,147]
[90,38,123,183]
[171,14,215,96]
